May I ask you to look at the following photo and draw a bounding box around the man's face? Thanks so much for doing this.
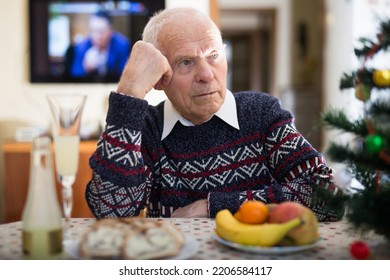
[160,20,228,125]
[89,16,112,50]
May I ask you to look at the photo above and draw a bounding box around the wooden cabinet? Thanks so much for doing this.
[2,141,97,223]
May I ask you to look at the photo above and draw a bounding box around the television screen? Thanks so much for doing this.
[29,0,165,83]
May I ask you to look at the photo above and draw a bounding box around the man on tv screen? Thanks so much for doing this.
[66,10,130,81]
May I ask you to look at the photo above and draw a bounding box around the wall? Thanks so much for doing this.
[322,0,355,153]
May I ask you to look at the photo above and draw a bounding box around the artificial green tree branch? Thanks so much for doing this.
[321,109,368,135]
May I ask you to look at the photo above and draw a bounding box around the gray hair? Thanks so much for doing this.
[142,7,222,53]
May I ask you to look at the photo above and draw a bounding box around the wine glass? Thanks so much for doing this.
[47,94,86,235]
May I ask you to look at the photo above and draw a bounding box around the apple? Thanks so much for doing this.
[268,201,319,246]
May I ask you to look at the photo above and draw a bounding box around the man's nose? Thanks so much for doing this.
[195,59,214,83]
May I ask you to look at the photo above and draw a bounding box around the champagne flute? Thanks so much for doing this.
[47,94,86,237]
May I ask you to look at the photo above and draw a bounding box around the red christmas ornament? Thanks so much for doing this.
[350,241,370,259]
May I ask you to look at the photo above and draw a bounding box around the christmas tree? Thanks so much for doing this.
[321,18,390,240]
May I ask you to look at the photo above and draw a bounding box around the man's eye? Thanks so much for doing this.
[180,59,192,66]
[211,53,219,60]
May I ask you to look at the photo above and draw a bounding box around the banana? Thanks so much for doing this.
[215,209,303,247]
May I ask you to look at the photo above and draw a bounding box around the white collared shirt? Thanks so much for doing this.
[161,90,240,140]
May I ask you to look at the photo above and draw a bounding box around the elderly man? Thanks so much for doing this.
[86,7,344,221]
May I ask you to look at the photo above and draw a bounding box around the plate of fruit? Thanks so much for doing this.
[212,201,320,254]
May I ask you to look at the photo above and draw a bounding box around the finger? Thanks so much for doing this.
[160,70,173,89]
[154,72,172,90]
[154,62,173,90]
[154,77,164,90]
[170,209,182,218]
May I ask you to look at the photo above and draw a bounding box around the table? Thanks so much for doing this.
[0,218,389,260]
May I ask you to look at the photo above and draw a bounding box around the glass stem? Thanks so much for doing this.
[60,175,76,240]
[59,175,76,221]
[62,184,73,222]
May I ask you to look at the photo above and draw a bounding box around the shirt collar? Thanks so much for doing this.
[161,89,240,140]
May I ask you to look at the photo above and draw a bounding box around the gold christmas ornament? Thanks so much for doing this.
[372,70,390,87]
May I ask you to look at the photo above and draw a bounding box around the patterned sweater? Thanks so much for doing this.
[86,91,344,221]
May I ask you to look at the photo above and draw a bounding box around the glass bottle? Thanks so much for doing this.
[22,136,63,259]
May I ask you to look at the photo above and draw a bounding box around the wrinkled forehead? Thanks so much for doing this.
[170,41,224,64]
[159,19,223,57]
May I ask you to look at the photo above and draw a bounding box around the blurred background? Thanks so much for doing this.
[1,0,390,223]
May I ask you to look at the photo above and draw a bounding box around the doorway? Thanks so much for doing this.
[220,9,276,95]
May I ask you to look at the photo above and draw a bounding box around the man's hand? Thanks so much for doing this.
[171,199,208,218]
[116,41,173,99]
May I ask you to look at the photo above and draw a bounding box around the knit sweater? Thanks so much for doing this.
[86,91,344,221]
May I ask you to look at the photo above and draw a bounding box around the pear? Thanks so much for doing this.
[268,201,319,246]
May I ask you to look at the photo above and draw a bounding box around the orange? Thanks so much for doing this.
[234,200,269,224]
